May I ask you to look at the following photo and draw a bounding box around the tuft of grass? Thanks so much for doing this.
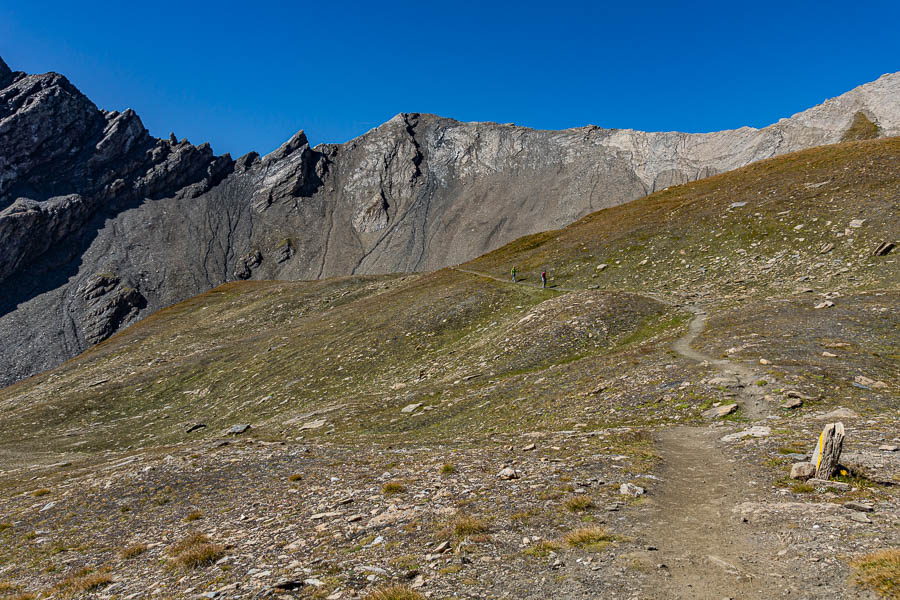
[56,568,112,596]
[0,522,11,532]
[31,489,50,498]
[362,585,426,600]
[440,463,456,475]
[166,532,225,569]
[523,540,563,558]
[288,473,303,482]
[452,515,490,537]
[564,495,596,512]
[851,548,899,598]
[382,481,407,496]
[791,483,814,494]
[119,542,148,559]
[184,510,203,522]
[564,526,615,551]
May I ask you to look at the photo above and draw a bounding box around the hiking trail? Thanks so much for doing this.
[451,266,782,599]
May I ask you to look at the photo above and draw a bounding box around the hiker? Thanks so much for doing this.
[511,267,517,282]
[541,270,547,288]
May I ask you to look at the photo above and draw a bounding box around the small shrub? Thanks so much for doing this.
[0,581,19,591]
[185,510,203,522]
[851,548,899,598]
[119,542,148,559]
[382,481,406,496]
[288,473,303,482]
[362,585,426,600]
[756,380,767,386]
[564,495,595,512]
[0,522,11,532]
[452,515,490,537]
[167,532,225,569]
[31,489,50,498]
[564,526,615,551]
[440,463,456,475]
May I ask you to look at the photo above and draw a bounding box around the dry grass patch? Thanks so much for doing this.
[56,568,112,596]
[119,542,148,559]
[185,509,203,522]
[564,526,615,551]
[362,585,426,600]
[523,540,563,558]
[564,495,595,512]
[852,548,899,598]
[288,473,303,482]
[31,489,50,498]
[452,515,490,537]
[440,463,456,475]
[166,532,225,569]
[382,481,407,496]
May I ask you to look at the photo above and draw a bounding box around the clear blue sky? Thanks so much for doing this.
[3,1,898,158]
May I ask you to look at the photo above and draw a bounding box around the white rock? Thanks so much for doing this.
[619,482,645,497]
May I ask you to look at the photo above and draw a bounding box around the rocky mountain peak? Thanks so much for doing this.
[0,61,899,387]
[0,56,11,87]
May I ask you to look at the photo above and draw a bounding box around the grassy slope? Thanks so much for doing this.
[0,137,897,467]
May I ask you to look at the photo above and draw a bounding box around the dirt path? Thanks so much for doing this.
[452,267,783,598]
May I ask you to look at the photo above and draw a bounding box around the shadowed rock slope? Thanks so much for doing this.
[2,55,899,384]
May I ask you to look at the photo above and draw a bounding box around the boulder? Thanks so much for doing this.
[790,462,816,480]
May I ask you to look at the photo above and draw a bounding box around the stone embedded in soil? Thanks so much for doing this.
[782,397,803,409]
[880,445,899,452]
[401,403,422,413]
[807,478,851,491]
[817,408,858,420]
[228,424,251,434]
[702,403,738,419]
[298,419,326,431]
[497,467,519,480]
[848,512,872,523]
[844,501,874,513]
[720,426,771,442]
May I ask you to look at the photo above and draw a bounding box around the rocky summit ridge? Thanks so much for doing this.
[1,55,899,385]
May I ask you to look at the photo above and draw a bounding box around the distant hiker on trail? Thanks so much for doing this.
[541,270,547,288]
[511,267,517,282]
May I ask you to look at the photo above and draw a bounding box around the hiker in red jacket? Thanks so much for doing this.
[541,270,547,288]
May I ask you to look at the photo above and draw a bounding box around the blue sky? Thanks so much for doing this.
[3,1,899,157]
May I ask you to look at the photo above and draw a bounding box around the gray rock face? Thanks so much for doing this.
[1,57,899,386]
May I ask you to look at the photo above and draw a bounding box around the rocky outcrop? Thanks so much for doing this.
[1,55,899,386]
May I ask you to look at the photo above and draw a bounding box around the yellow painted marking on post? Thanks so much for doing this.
[816,430,825,470]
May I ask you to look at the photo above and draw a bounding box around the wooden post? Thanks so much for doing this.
[811,422,845,480]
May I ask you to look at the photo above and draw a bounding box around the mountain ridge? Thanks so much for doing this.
[0,57,898,385]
